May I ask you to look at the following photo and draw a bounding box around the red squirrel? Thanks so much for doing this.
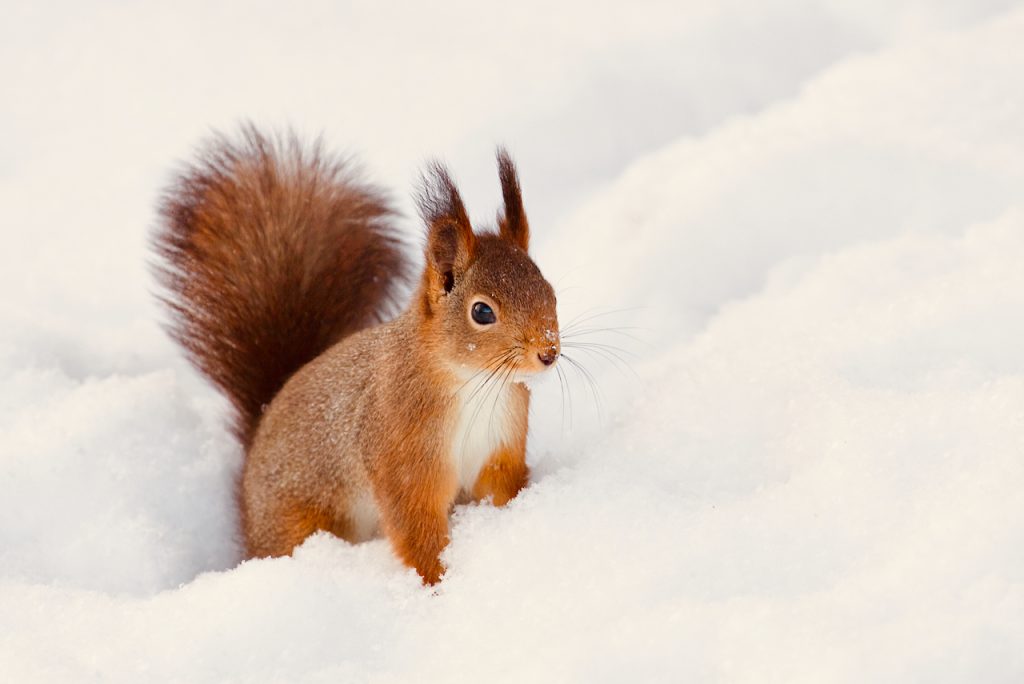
[154,126,559,583]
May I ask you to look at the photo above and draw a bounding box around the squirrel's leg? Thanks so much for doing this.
[375,458,457,584]
[472,384,530,505]
[243,495,349,558]
[472,436,529,506]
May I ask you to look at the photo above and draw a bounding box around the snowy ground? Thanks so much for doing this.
[2,1,1024,681]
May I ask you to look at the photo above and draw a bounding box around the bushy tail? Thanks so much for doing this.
[153,126,409,448]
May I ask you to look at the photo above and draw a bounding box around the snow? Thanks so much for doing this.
[2,1,1023,681]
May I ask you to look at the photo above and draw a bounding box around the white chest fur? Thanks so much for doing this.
[449,372,516,492]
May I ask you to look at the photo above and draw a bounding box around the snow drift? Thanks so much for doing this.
[2,1,1023,681]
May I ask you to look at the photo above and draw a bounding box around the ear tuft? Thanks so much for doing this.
[416,161,470,231]
[416,161,475,288]
[496,147,529,251]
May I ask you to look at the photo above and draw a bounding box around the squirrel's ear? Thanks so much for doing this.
[496,147,529,251]
[417,161,475,293]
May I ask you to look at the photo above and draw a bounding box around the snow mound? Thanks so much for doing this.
[2,2,1023,682]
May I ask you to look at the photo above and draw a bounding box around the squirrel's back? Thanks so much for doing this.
[153,126,409,447]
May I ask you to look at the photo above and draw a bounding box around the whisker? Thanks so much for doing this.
[466,357,512,416]
[562,342,641,382]
[464,355,517,455]
[486,356,520,441]
[562,353,605,423]
[560,326,647,345]
[555,362,573,433]
[560,306,645,332]
[453,349,520,461]
[454,351,512,396]
[459,360,506,457]
[562,339,639,361]
[461,348,519,406]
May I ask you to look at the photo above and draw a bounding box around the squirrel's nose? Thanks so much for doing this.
[538,349,558,366]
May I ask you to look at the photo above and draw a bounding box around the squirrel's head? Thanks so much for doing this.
[416,149,559,380]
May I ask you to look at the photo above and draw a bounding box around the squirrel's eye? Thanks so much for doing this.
[471,301,496,325]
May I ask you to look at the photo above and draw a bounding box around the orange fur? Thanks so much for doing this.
[473,447,530,507]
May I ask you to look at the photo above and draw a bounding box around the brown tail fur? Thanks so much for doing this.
[153,126,409,447]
